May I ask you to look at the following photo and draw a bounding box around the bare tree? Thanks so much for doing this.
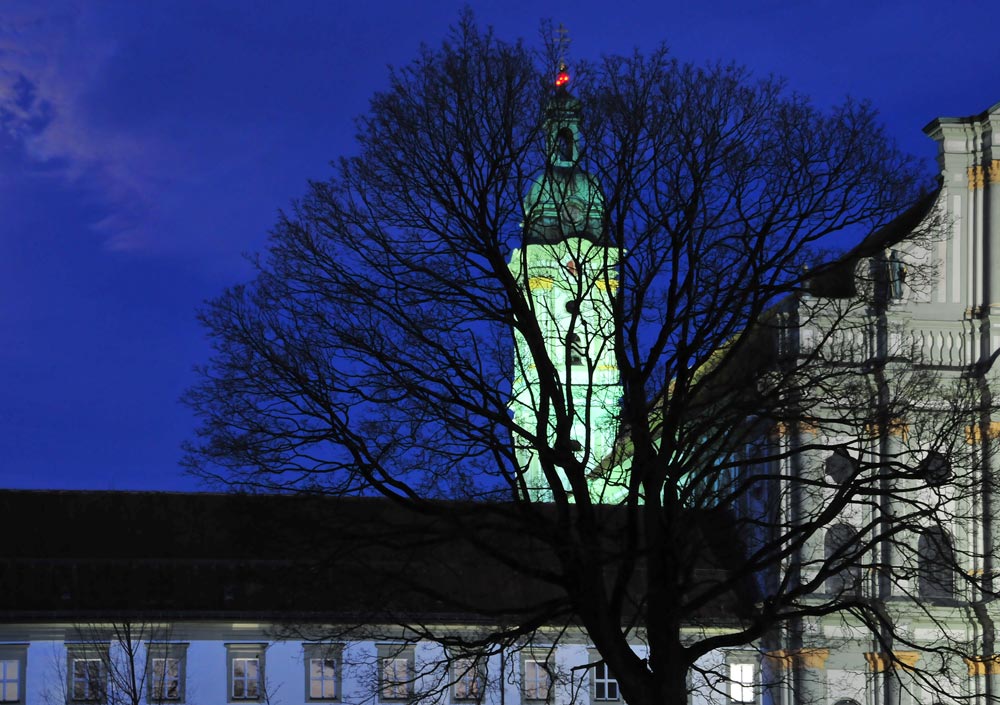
[184,15,987,705]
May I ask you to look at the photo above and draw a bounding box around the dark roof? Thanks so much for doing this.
[0,490,561,622]
[807,186,941,298]
[0,490,748,627]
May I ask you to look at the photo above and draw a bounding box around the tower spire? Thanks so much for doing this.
[555,24,571,88]
[508,46,623,503]
[555,23,570,70]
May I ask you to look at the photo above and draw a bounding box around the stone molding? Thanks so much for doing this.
[766,648,830,670]
[969,165,985,190]
[964,656,1000,676]
[965,421,1000,444]
[864,651,920,672]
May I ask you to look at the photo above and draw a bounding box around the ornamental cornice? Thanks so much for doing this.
[969,165,985,190]
[965,655,1000,676]
[965,421,1000,444]
[989,160,1000,184]
[765,648,830,670]
[864,651,920,672]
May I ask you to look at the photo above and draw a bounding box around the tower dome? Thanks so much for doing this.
[522,67,607,244]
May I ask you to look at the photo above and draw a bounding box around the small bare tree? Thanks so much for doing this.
[61,621,176,705]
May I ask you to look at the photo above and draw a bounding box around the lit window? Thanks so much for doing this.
[0,656,21,704]
[382,659,409,700]
[592,662,619,701]
[453,657,483,701]
[147,643,187,702]
[233,659,260,700]
[226,644,265,702]
[311,659,337,699]
[304,643,342,701]
[523,659,552,701]
[729,662,755,703]
[377,646,414,701]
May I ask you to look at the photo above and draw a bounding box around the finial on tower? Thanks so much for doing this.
[554,24,571,88]
[555,62,570,88]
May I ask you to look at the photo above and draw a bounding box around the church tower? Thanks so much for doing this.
[508,65,623,503]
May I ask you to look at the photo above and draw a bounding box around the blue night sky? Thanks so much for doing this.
[2,0,999,491]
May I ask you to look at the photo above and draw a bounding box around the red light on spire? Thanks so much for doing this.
[555,63,570,88]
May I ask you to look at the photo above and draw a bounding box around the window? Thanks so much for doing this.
[226,644,266,702]
[66,647,107,703]
[70,660,104,702]
[825,524,861,595]
[919,528,955,599]
[729,662,755,704]
[0,646,26,704]
[452,657,483,701]
[232,658,261,700]
[566,333,584,366]
[150,659,181,701]
[0,661,17,705]
[556,128,575,163]
[304,643,342,701]
[887,249,906,299]
[147,643,187,702]
[377,645,414,701]
[522,657,552,702]
[592,662,619,702]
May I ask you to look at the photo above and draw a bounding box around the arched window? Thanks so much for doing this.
[566,333,584,366]
[825,524,861,595]
[833,699,861,705]
[556,128,575,163]
[917,451,951,486]
[918,527,955,600]
[825,449,858,484]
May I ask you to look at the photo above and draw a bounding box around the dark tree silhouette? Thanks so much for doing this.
[185,16,990,705]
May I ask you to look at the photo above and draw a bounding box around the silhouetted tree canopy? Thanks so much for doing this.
[186,16,983,705]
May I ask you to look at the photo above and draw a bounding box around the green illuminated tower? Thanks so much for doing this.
[508,65,623,503]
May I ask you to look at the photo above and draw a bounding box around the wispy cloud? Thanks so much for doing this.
[1,3,167,251]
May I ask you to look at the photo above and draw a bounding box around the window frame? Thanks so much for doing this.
[450,656,485,703]
[918,527,956,600]
[728,659,756,705]
[825,523,862,596]
[589,654,622,703]
[303,643,343,702]
[65,646,108,704]
[226,644,266,702]
[0,645,27,705]
[146,643,188,703]
[520,653,554,703]
[377,645,414,702]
